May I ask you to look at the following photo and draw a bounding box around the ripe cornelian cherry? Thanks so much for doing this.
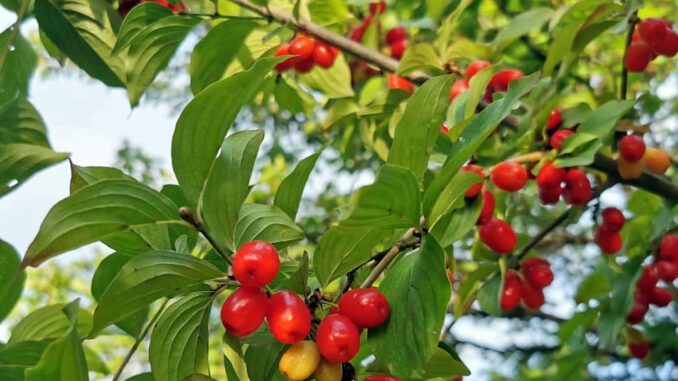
[549,129,574,150]
[637,18,669,47]
[636,266,659,292]
[625,41,654,72]
[539,186,562,205]
[365,376,402,381]
[274,44,295,73]
[626,300,648,324]
[595,227,622,254]
[295,56,315,74]
[461,164,485,197]
[233,241,280,288]
[659,234,678,261]
[386,27,407,45]
[627,340,650,359]
[536,162,566,191]
[601,207,625,233]
[489,68,524,92]
[654,29,678,57]
[140,0,185,13]
[491,161,528,192]
[350,25,366,42]
[266,291,312,344]
[479,218,517,254]
[368,0,386,14]
[220,287,268,337]
[449,80,470,102]
[476,190,495,226]
[313,42,336,69]
[619,135,646,163]
[388,74,414,94]
[648,287,672,307]
[521,282,545,310]
[656,260,678,282]
[522,261,553,288]
[501,271,523,311]
[337,287,390,329]
[390,39,408,59]
[466,60,491,81]
[562,169,591,206]
[546,108,562,130]
[316,314,361,363]
[288,35,316,60]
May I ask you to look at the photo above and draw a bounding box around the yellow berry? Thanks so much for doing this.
[279,341,321,381]
[644,148,671,175]
[314,359,343,381]
[617,156,645,180]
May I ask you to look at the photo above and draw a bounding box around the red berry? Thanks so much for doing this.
[656,260,678,282]
[601,207,625,233]
[365,376,402,381]
[636,266,659,292]
[233,241,280,288]
[337,287,390,329]
[539,187,562,205]
[521,257,549,269]
[536,161,566,191]
[288,35,316,61]
[316,314,360,363]
[595,227,622,254]
[501,271,523,311]
[489,68,524,92]
[440,124,449,134]
[386,27,407,45]
[390,39,408,59]
[476,190,495,226]
[549,129,574,150]
[625,41,654,72]
[266,291,312,344]
[522,263,553,288]
[141,0,185,13]
[313,42,336,69]
[562,169,592,206]
[626,300,648,324]
[648,287,672,307]
[546,108,562,130]
[466,60,491,81]
[490,161,528,192]
[368,0,386,14]
[294,56,315,73]
[449,80,469,102]
[654,29,678,57]
[479,218,517,254]
[627,340,650,359]
[637,18,669,46]
[521,282,545,310]
[619,135,646,163]
[461,164,485,198]
[350,26,366,42]
[274,44,294,73]
[659,234,678,261]
[388,74,414,94]
[220,287,268,337]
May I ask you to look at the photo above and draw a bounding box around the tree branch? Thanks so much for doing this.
[180,207,233,266]
[620,11,639,101]
[360,228,417,288]
[228,0,678,202]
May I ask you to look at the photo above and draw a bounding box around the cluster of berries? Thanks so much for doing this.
[617,134,671,180]
[501,258,555,312]
[118,0,185,17]
[448,60,524,103]
[543,107,575,151]
[625,18,678,72]
[593,207,625,255]
[274,35,340,74]
[536,162,593,206]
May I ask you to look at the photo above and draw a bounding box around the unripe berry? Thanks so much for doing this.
[365,376,402,381]
[386,27,407,45]
[314,359,343,381]
[220,287,268,337]
[659,234,678,261]
[562,169,592,206]
[313,42,336,69]
[536,162,566,191]
[461,164,485,198]
[449,80,469,102]
[648,287,672,307]
[656,260,678,282]
[476,190,495,226]
[337,287,390,329]
[388,74,414,94]
[490,161,528,192]
[627,340,650,359]
[595,227,622,254]
[549,129,574,150]
[601,207,625,233]
[625,41,654,72]
[636,266,659,292]
[500,271,523,311]
[479,218,517,254]
[316,314,361,363]
[288,35,316,61]
[267,291,312,344]
[546,108,562,130]
[521,282,545,310]
[389,39,408,59]
[489,68,524,92]
[233,241,280,288]
[466,60,491,81]
[617,156,646,180]
[626,300,648,324]
[644,148,671,175]
[619,135,646,163]
[522,263,553,288]
[278,341,321,381]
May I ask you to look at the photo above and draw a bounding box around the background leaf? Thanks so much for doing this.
[0,239,25,323]
[234,204,305,249]
[274,147,325,220]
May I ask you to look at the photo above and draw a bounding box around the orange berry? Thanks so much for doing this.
[644,147,671,175]
[617,157,646,180]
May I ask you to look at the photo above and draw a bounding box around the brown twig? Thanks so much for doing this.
[360,228,417,288]
[179,207,233,265]
[620,11,640,101]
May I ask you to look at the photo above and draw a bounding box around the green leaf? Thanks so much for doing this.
[23,179,183,268]
[172,57,280,203]
[412,347,470,380]
[0,97,49,147]
[113,3,174,53]
[9,304,92,345]
[150,292,214,381]
[244,342,286,381]
[34,0,125,87]
[427,171,483,228]
[299,53,354,98]
[0,143,69,198]
[477,270,503,316]
[286,252,309,295]
[189,20,257,94]
[423,73,539,214]
[91,252,148,336]
[201,130,264,251]
[0,30,36,104]
[68,164,132,194]
[396,44,445,77]
[369,235,451,378]
[0,240,24,323]
[24,301,89,381]
[308,0,349,28]
[125,15,200,106]
[223,334,250,381]
[274,147,325,220]
[491,8,554,54]
[430,196,482,247]
[0,341,49,368]
[314,225,393,287]
[388,75,455,182]
[453,263,497,317]
[91,251,222,335]
[234,204,305,249]
[126,373,155,381]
